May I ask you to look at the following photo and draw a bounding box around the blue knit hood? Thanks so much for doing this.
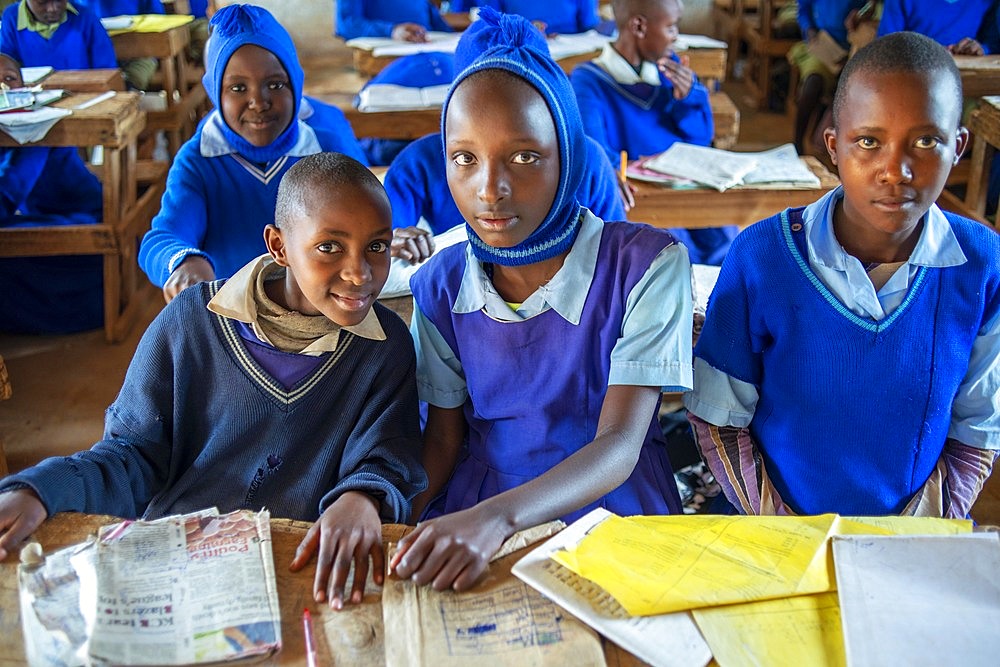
[203,4,303,162]
[444,7,586,266]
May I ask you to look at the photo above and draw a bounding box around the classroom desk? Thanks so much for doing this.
[110,17,207,157]
[0,92,167,343]
[627,155,839,229]
[39,68,126,93]
[344,90,740,147]
[0,513,645,666]
[955,54,1000,98]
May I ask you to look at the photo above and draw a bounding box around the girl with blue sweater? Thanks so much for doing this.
[0,0,116,69]
[390,9,692,592]
[334,0,452,42]
[139,4,366,303]
[685,32,999,518]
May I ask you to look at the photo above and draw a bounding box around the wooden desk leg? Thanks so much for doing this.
[965,136,995,222]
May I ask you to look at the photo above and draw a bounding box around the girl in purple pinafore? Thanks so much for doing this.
[390,8,694,592]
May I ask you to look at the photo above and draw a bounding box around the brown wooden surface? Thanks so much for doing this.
[955,55,1000,98]
[0,93,165,343]
[710,90,740,149]
[41,68,126,92]
[0,513,644,666]
[937,96,1000,226]
[627,155,839,229]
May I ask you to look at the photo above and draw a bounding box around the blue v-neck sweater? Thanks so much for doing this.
[0,4,117,69]
[0,281,427,522]
[695,208,1000,515]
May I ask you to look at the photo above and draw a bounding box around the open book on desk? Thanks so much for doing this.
[355,83,450,112]
[18,508,281,666]
[346,32,460,57]
[638,142,822,191]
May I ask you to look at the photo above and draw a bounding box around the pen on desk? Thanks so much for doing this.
[303,608,318,667]
[73,90,115,110]
[619,150,628,183]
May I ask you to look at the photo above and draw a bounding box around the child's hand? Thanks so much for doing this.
[390,505,508,592]
[949,38,985,56]
[658,57,695,100]
[392,23,428,43]
[391,226,435,264]
[617,178,636,212]
[163,256,215,304]
[0,489,48,561]
[289,491,384,610]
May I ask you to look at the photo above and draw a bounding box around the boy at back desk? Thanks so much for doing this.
[570,0,732,266]
[685,32,999,518]
[0,152,427,610]
[334,0,453,42]
[0,0,116,69]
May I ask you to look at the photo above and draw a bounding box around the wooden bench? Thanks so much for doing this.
[735,0,798,110]
[0,93,167,343]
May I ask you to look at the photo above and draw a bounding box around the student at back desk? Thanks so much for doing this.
[450,0,599,35]
[334,0,453,42]
[0,0,116,69]
[878,0,996,53]
[390,8,692,591]
[0,52,104,334]
[571,0,730,266]
[685,32,1000,518]
[139,3,367,304]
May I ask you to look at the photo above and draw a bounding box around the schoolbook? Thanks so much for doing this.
[18,508,281,666]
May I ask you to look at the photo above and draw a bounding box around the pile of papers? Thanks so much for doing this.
[0,87,70,143]
[18,509,281,667]
[633,143,822,191]
[513,509,1000,667]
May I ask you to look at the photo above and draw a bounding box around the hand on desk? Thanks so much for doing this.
[290,491,384,610]
[658,56,695,100]
[392,23,428,43]
[0,488,48,561]
[390,504,508,592]
[163,256,215,304]
[949,38,985,56]
[391,226,435,264]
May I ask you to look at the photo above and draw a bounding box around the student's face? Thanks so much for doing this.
[26,0,67,24]
[220,45,295,148]
[264,187,392,327]
[635,0,682,62]
[824,69,968,245]
[445,73,560,249]
[0,58,23,88]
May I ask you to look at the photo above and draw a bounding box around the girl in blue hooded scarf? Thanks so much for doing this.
[392,8,693,592]
[139,4,366,303]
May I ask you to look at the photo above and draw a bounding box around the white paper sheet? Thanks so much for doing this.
[346,32,460,57]
[356,83,450,111]
[674,34,727,50]
[0,107,72,143]
[644,143,759,191]
[833,533,1000,667]
[19,66,53,85]
[511,509,712,667]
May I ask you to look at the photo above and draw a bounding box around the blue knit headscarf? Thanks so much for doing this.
[444,7,586,267]
[203,4,303,163]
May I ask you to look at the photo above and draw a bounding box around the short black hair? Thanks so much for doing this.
[274,152,389,229]
[833,31,962,128]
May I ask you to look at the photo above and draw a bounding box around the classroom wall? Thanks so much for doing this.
[217,1,715,58]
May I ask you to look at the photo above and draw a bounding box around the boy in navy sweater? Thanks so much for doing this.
[685,32,999,518]
[0,152,427,610]
[0,0,116,69]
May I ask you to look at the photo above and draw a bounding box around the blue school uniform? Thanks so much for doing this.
[686,188,1000,515]
[571,44,734,265]
[878,0,996,51]
[0,2,117,69]
[384,132,627,234]
[797,0,866,47]
[355,52,455,166]
[410,213,691,521]
[334,0,452,40]
[0,146,105,333]
[74,1,165,17]
[450,0,598,35]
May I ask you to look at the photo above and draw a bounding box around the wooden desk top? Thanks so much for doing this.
[0,92,144,149]
[0,513,643,666]
[111,21,192,60]
[627,155,840,229]
[40,68,126,92]
[955,55,1000,97]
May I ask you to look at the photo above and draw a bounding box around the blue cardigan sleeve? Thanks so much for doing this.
[671,79,715,147]
[877,0,907,36]
[383,134,437,229]
[335,0,396,39]
[575,0,598,32]
[570,64,619,167]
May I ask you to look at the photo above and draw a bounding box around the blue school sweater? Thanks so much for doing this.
[797,0,866,47]
[694,207,1000,515]
[878,0,996,51]
[74,0,165,17]
[334,0,452,40]
[450,0,598,34]
[0,281,427,522]
[0,3,117,69]
[0,146,105,334]
[138,115,364,287]
[384,132,627,234]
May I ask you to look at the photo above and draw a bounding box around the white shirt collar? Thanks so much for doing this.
[452,209,603,324]
[593,42,662,86]
[207,255,386,350]
[199,110,322,158]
